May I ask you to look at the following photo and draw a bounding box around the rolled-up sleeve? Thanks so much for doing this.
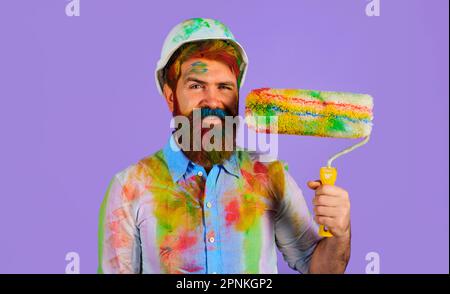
[274,169,323,274]
[98,175,141,274]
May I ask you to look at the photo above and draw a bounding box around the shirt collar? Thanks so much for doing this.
[162,134,191,183]
[221,152,241,178]
[162,134,241,182]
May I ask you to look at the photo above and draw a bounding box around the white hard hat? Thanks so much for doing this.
[155,18,249,96]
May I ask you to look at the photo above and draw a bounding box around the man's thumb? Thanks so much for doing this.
[307,180,321,190]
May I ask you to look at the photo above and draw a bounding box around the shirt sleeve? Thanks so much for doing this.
[274,167,323,274]
[98,175,141,274]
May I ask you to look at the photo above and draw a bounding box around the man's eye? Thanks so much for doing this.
[219,85,232,90]
[189,84,203,89]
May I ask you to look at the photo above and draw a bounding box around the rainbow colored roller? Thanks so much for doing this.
[245,88,374,237]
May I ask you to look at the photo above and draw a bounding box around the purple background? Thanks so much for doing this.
[0,0,448,274]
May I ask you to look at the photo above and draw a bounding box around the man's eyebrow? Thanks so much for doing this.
[218,81,236,87]
[184,77,206,84]
[183,76,236,88]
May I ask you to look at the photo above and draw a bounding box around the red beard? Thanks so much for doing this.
[171,95,239,171]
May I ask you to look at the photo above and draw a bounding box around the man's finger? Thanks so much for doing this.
[315,184,347,197]
[313,195,340,207]
[313,205,340,217]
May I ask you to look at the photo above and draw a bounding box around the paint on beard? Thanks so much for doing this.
[172,93,239,171]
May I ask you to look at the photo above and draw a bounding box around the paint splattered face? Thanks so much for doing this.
[173,57,239,123]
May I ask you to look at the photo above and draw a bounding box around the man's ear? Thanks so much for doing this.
[162,83,174,113]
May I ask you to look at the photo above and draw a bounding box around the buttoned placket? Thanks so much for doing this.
[196,165,222,274]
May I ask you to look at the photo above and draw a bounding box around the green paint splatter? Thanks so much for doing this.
[280,160,289,171]
[171,18,236,44]
[172,18,210,43]
[243,217,262,273]
[149,152,205,249]
[302,120,320,136]
[328,116,346,132]
[172,18,235,44]
[189,61,208,74]
[97,177,115,274]
[214,19,233,38]
[309,90,324,102]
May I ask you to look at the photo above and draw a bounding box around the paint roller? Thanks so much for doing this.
[245,88,374,237]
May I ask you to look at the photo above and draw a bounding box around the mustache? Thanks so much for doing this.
[200,107,230,120]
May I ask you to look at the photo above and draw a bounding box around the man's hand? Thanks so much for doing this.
[307,180,351,238]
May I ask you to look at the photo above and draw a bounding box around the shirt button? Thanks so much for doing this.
[197,171,203,177]
[206,202,212,208]
[209,237,215,243]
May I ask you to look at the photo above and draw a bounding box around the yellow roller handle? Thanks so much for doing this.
[318,167,337,237]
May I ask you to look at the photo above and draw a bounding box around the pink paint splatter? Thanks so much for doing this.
[160,231,202,274]
[175,232,198,251]
[112,208,128,219]
[122,182,139,201]
[225,199,240,226]
[207,230,215,239]
[108,220,132,248]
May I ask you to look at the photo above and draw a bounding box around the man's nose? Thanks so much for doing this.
[201,87,222,109]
